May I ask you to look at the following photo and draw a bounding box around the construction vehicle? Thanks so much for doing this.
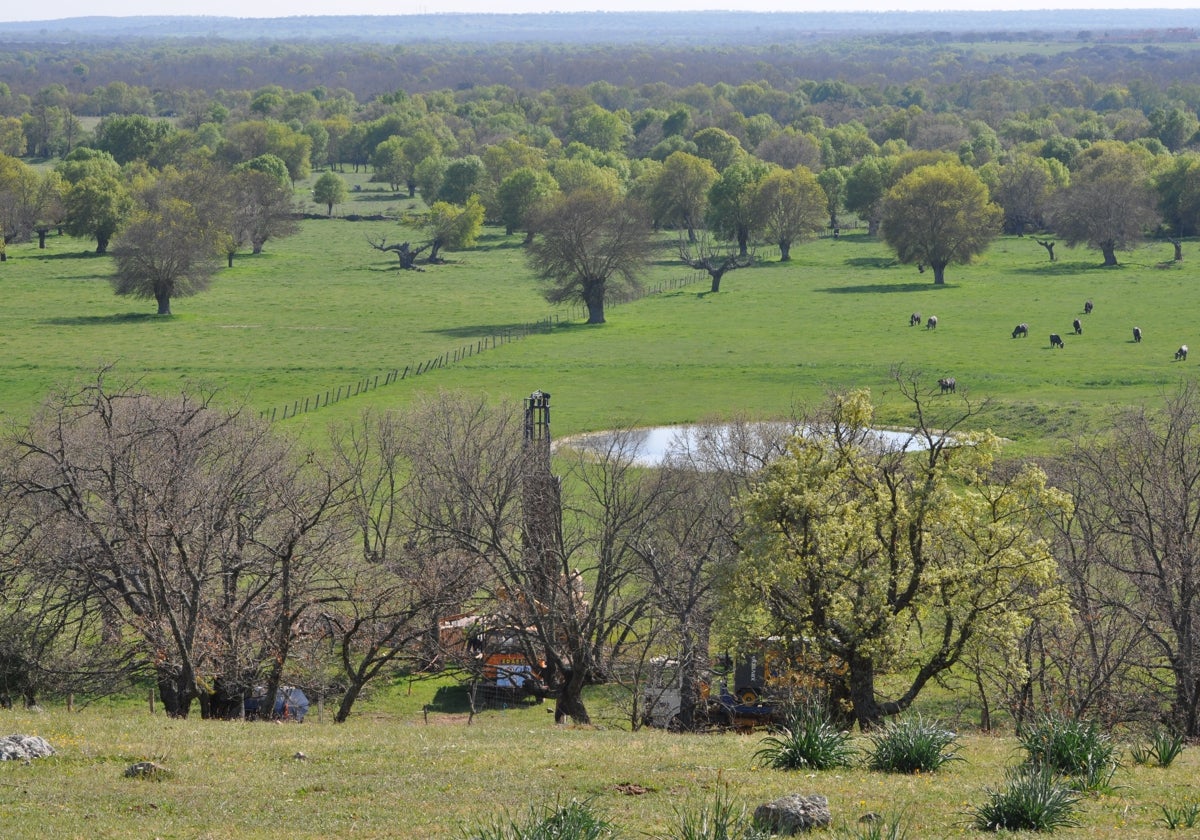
[439,613,547,705]
[640,655,781,732]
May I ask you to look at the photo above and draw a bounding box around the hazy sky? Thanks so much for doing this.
[1,1,1195,24]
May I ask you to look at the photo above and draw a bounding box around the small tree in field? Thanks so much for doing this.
[527,189,654,325]
[313,171,347,216]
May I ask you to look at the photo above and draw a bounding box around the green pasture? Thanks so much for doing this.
[1,184,1197,453]
[1,683,1197,839]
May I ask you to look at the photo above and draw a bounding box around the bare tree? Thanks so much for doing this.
[398,391,660,724]
[678,234,755,293]
[1051,384,1200,735]
[4,370,340,718]
[368,236,429,271]
[527,189,654,324]
[324,410,487,722]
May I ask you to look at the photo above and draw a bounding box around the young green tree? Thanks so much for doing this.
[424,195,484,262]
[312,171,348,217]
[649,151,718,242]
[881,161,1003,284]
[727,384,1070,730]
[751,165,827,261]
[496,167,557,242]
[706,158,770,256]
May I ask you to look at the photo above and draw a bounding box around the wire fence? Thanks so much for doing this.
[262,272,706,422]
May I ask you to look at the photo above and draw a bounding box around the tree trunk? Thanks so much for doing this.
[584,284,606,324]
[37,229,47,248]
[227,253,235,268]
[523,230,535,246]
[778,239,791,261]
[326,203,334,217]
[335,681,364,723]
[710,270,723,293]
[96,233,110,254]
[554,668,590,724]
[1173,239,1184,262]
[505,223,514,235]
[157,669,193,718]
[156,291,172,315]
[932,262,947,285]
[847,654,888,730]
[736,226,749,257]
[1101,244,1118,266]
[867,218,880,237]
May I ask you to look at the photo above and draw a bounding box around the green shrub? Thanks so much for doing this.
[865,715,961,774]
[1017,714,1119,791]
[1130,728,1186,768]
[753,702,857,771]
[465,800,615,840]
[1159,802,1200,830]
[971,766,1081,833]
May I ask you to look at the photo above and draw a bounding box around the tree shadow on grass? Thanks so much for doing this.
[27,250,103,261]
[817,282,953,294]
[1010,260,1119,275]
[430,321,562,339]
[43,313,161,326]
[426,684,473,713]
[844,256,900,269]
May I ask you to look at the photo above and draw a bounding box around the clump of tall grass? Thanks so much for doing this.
[752,701,857,771]
[971,766,1081,833]
[1129,728,1185,769]
[1159,802,1200,830]
[665,785,769,840]
[1017,714,1120,792]
[865,714,961,774]
[465,799,615,840]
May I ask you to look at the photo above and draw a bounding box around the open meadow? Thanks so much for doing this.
[1,182,1197,456]
[2,680,1199,839]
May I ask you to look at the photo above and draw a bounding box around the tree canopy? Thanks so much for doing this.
[881,161,1003,284]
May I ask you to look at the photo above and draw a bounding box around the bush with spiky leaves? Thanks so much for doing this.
[972,766,1080,833]
[753,702,857,771]
[865,715,961,774]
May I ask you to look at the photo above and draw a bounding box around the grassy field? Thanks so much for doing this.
[4,187,1200,837]
[1,681,1197,839]
[2,181,1196,454]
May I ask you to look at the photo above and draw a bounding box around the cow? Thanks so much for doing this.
[1084,299,1094,315]
[1073,318,1082,335]
[1050,333,1064,349]
[1134,327,1143,343]
[1177,345,1189,361]
[1012,323,1028,338]
[938,377,956,394]
[910,312,921,327]
[926,315,938,330]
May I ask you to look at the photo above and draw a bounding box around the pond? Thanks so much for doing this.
[560,423,936,467]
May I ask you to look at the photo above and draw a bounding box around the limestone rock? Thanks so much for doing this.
[0,734,54,761]
[753,793,831,835]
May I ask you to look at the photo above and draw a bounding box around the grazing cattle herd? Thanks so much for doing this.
[922,299,1188,396]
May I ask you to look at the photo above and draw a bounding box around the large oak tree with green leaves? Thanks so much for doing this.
[726,384,1070,730]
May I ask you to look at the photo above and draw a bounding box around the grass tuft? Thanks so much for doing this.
[1017,714,1120,791]
[865,714,961,774]
[971,766,1081,832]
[1129,728,1186,768]
[752,701,857,771]
[464,799,615,840]
[1158,802,1200,830]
